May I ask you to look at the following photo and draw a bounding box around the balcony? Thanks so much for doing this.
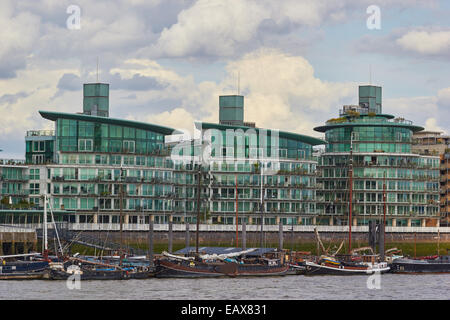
[0,159,26,166]
[26,130,55,137]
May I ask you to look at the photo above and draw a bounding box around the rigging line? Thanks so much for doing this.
[47,195,64,256]
[100,228,111,260]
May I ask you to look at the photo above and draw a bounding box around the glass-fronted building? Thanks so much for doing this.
[193,121,324,226]
[314,85,441,227]
[7,83,324,227]
[0,83,442,229]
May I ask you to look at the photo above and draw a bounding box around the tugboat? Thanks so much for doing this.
[390,254,450,273]
[0,253,49,280]
[304,229,390,276]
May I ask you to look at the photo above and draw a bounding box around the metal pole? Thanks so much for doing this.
[168,215,173,253]
[348,132,353,254]
[119,168,124,264]
[383,171,387,259]
[242,219,246,251]
[260,163,264,248]
[148,214,154,268]
[43,194,48,260]
[195,165,202,254]
[186,222,190,249]
[235,174,238,248]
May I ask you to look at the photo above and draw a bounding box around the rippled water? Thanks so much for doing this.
[1,274,449,300]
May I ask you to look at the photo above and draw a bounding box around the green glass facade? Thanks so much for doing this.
[314,86,441,227]
[55,118,165,155]
[0,83,441,229]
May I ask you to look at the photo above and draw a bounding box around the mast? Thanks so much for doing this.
[235,174,238,248]
[43,194,48,260]
[383,171,387,256]
[195,165,202,254]
[119,166,124,265]
[260,162,264,249]
[348,132,353,254]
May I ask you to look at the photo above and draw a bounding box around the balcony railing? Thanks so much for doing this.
[0,159,26,166]
[26,130,55,137]
[5,223,450,233]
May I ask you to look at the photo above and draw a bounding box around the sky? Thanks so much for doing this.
[1,0,450,158]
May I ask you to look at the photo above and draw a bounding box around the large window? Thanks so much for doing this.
[78,139,93,152]
[123,140,135,153]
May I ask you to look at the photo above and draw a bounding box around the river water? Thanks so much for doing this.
[1,274,449,300]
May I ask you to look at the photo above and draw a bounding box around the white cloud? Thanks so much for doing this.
[424,118,446,133]
[384,91,450,134]
[396,30,450,55]
[114,48,356,138]
[223,48,355,135]
[0,0,41,78]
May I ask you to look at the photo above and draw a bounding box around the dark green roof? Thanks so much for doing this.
[314,121,424,133]
[39,111,179,135]
[198,122,326,146]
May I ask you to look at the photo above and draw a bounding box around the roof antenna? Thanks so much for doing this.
[237,71,240,95]
[369,64,372,85]
[97,56,99,82]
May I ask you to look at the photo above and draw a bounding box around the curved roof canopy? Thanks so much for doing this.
[199,122,326,146]
[39,110,179,135]
[314,122,424,133]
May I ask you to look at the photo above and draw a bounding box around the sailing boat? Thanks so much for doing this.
[154,163,289,278]
[155,248,288,278]
[0,194,55,280]
[304,135,390,275]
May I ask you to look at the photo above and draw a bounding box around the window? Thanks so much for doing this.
[32,141,45,152]
[123,140,135,153]
[78,139,93,152]
[29,169,40,180]
[29,183,40,195]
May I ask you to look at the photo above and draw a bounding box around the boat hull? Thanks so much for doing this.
[305,261,390,276]
[155,260,225,278]
[0,272,45,280]
[0,261,49,280]
[44,269,130,280]
[390,258,450,273]
[155,260,289,278]
[0,261,48,274]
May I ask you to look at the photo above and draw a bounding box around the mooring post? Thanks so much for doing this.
[368,220,376,252]
[242,219,247,251]
[168,215,173,253]
[11,233,15,255]
[185,222,190,249]
[148,215,154,268]
[278,219,283,251]
[379,223,385,261]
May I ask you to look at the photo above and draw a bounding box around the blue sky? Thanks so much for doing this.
[0,0,449,158]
